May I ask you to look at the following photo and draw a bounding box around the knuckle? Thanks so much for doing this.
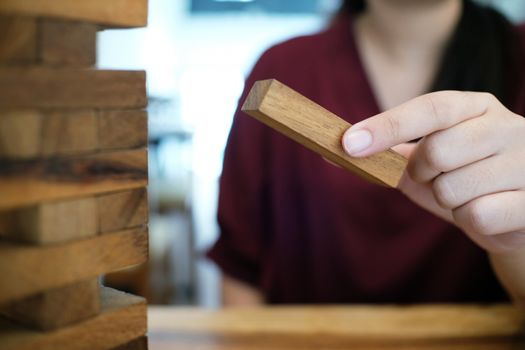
[424,92,453,127]
[383,114,401,142]
[463,201,493,236]
[432,174,457,209]
[422,137,447,172]
[482,92,497,104]
[509,112,525,131]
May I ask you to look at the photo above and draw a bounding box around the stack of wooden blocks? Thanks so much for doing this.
[0,1,149,349]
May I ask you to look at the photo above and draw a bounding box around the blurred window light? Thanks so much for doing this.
[479,0,525,23]
[191,0,341,14]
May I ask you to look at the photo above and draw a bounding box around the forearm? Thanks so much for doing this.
[489,246,525,309]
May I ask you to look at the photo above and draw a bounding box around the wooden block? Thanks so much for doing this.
[0,148,148,210]
[0,196,98,244]
[242,79,407,187]
[0,109,148,159]
[0,68,146,109]
[0,287,147,350]
[98,188,148,233]
[1,279,100,330]
[98,110,148,151]
[0,16,36,64]
[148,305,525,348]
[40,110,98,156]
[111,336,148,350]
[0,16,97,67]
[39,18,98,67]
[0,227,148,304]
[0,0,148,27]
[0,110,42,158]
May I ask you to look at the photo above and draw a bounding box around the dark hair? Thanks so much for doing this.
[339,0,524,107]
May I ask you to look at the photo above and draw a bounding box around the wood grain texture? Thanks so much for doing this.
[0,110,43,158]
[39,18,98,67]
[39,110,98,156]
[0,188,148,243]
[98,110,148,151]
[148,306,525,350]
[0,109,147,159]
[0,148,148,210]
[98,188,148,233]
[0,16,97,66]
[112,336,148,350]
[0,109,98,158]
[0,16,36,64]
[0,287,147,350]
[242,79,407,187]
[0,0,148,27]
[1,279,100,331]
[0,68,146,109]
[0,196,98,244]
[0,227,148,304]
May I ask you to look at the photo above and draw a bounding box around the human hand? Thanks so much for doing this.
[342,91,525,254]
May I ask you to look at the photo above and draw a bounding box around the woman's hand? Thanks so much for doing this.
[342,91,525,255]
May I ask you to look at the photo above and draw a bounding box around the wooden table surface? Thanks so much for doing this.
[148,304,525,350]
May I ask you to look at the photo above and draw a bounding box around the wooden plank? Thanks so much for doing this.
[0,16,97,66]
[1,279,100,331]
[0,109,147,159]
[0,68,146,109]
[98,188,148,233]
[0,110,43,158]
[0,188,147,243]
[242,79,407,187]
[0,287,147,350]
[0,0,148,27]
[0,227,148,304]
[0,16,37,64]
[112,336,148,350]
[0,196,97,244]
[0,148,148,210]
[40,110,98,156]
[39,18,98,67]
[98,110,148,151]
[148,306,525,349]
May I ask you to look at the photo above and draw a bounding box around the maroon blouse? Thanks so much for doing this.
[208,18,525,304]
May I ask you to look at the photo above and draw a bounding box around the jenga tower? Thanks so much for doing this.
[0,1,149,349]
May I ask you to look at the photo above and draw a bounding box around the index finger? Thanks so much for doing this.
[342,91,491,157]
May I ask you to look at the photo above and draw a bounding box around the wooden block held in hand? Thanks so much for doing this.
[39,18,98,67]
[0,148,148,210]
[0,287,147,350]
[242,79,407,187]
[98,110,148,150]
[1,279,100,330]
[0,196,98,244]
[0,68,147,109]
[0,16,36,64]
[98,188,148,233]
[0,227,148,304]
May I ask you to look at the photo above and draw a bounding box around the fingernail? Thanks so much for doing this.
[343,129,372,156]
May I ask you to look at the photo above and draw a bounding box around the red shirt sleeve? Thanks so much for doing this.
[514,24,525,114]
[206,50,275,287]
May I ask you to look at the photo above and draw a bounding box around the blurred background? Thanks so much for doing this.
[97,0,525,308]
